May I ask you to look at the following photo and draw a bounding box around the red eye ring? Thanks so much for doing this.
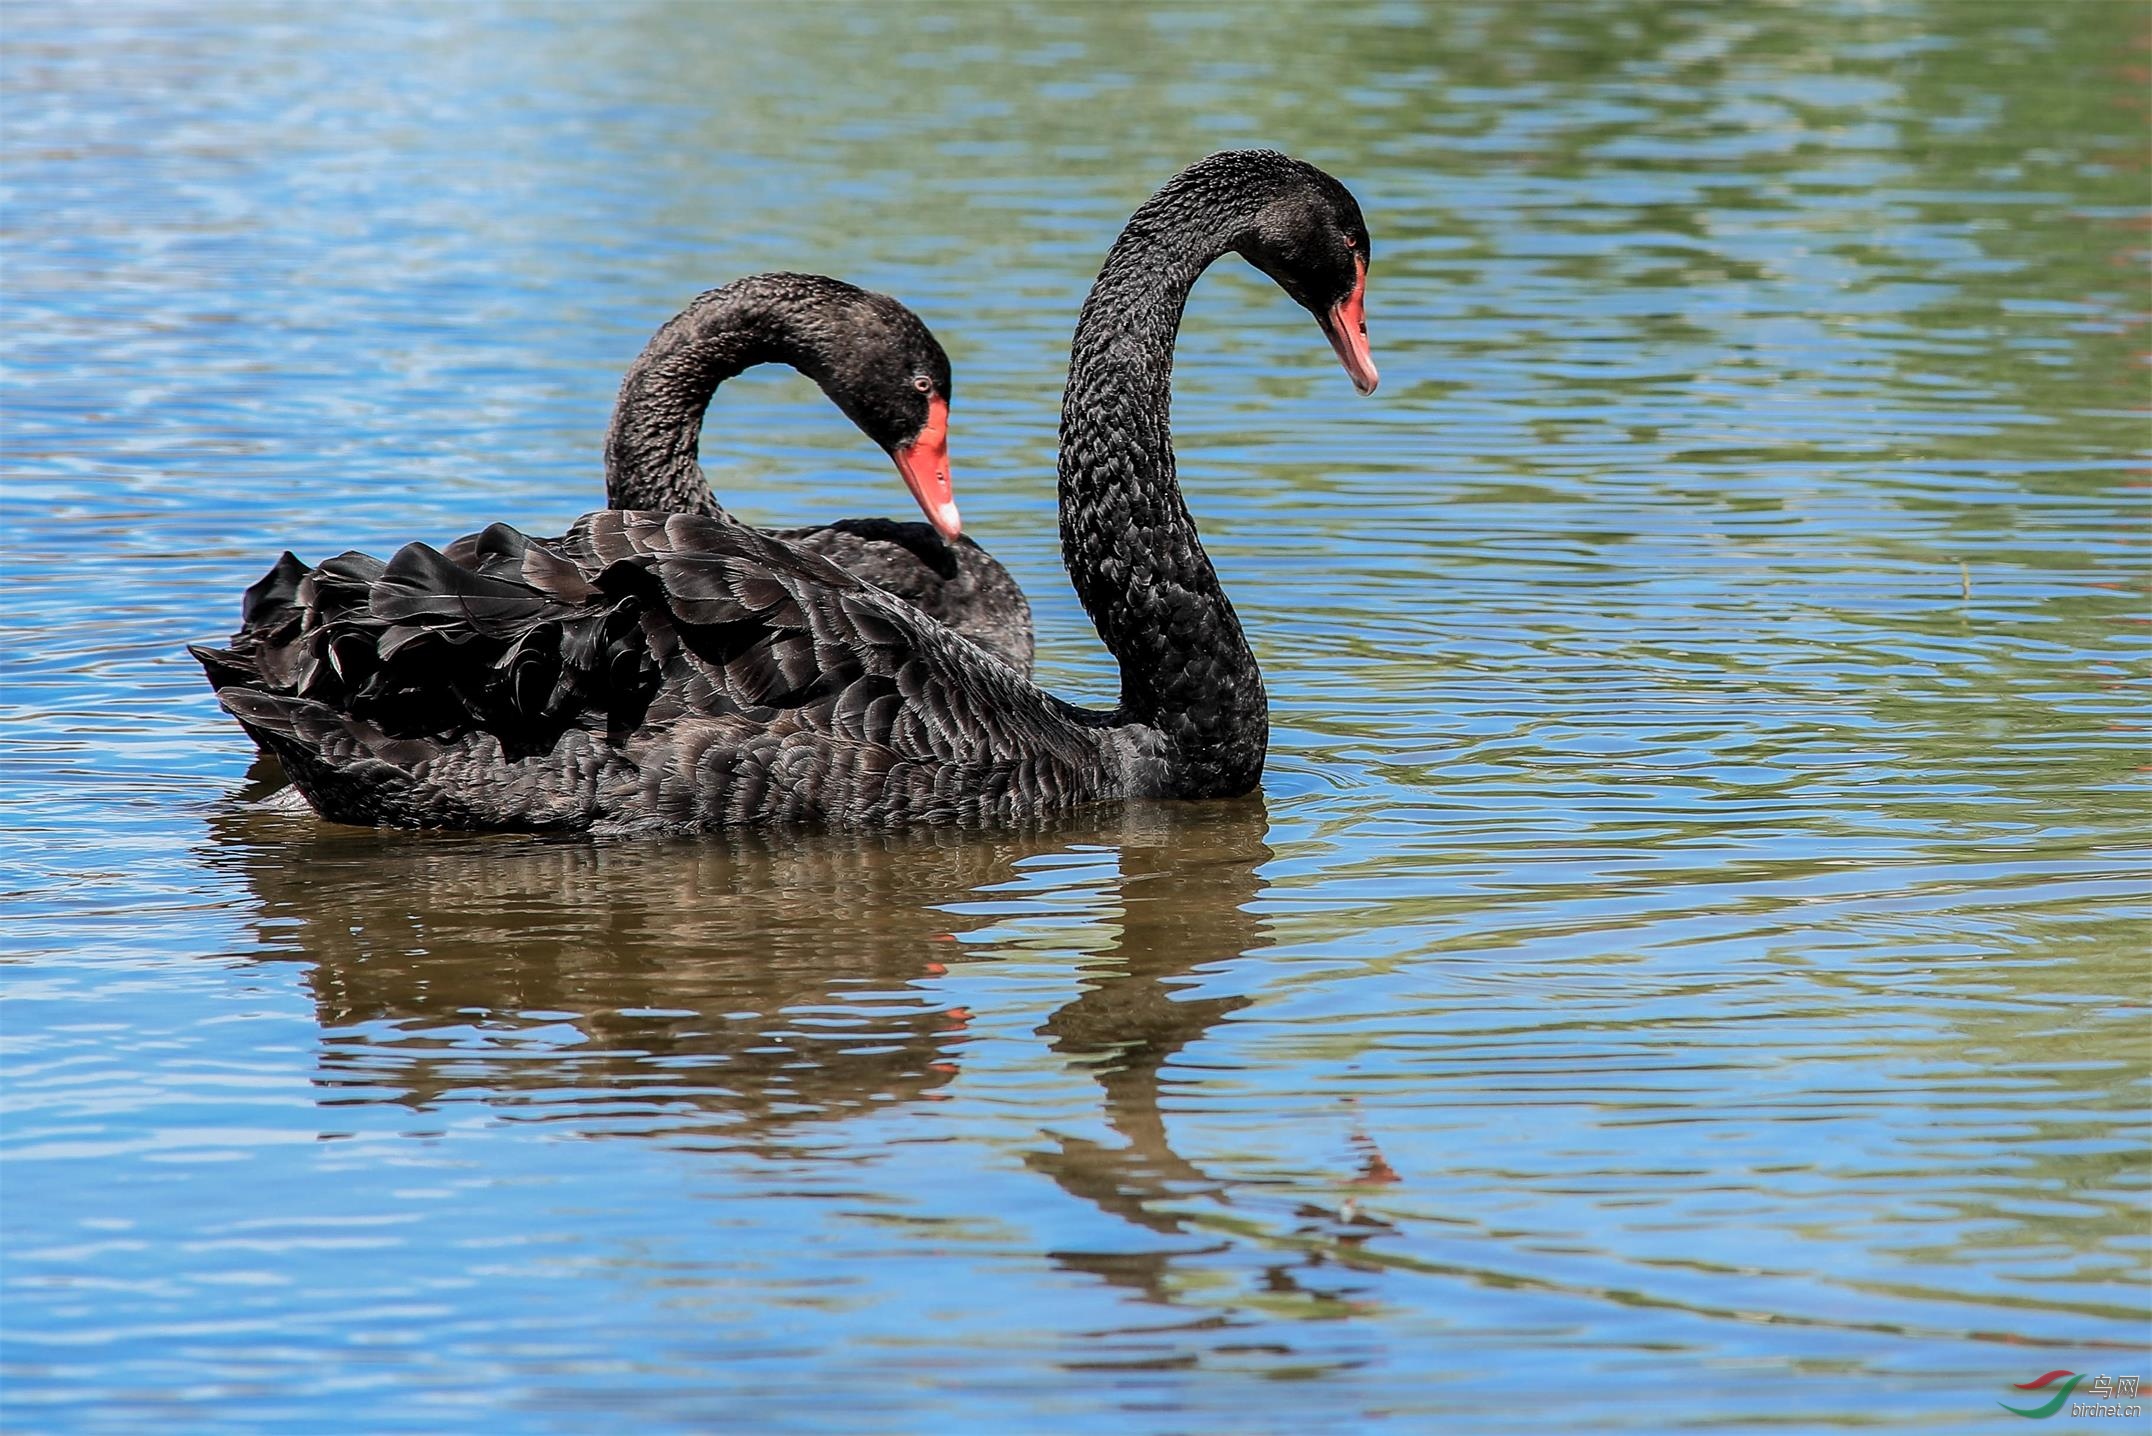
[912,375,933,393]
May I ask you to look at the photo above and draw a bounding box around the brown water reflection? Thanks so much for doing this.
[1028,817,1270,1303]
[206,797,1281,1196]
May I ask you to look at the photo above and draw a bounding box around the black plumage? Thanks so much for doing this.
[605,272,1034,673]
[192,151,1376,831]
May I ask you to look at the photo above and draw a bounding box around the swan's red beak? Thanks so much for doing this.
[894,395,961,541]
[1320,256,1379,396]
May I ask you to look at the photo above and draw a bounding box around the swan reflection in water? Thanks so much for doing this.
[206,793,1399,1335]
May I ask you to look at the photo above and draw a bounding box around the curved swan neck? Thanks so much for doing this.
[603,276,835,518]
[1060,156,1293,798]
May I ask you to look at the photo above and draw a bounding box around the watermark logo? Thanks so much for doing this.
[2003,1372,2084,1419]
[2000,1370,2141,1420]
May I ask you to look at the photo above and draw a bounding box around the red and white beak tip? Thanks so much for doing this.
[1322,259,1379,396]
[894,395,962,541]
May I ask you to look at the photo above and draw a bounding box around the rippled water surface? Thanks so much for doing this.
[4,2,2147,1431]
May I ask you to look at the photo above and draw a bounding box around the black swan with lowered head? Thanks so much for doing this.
[604,273,1032,673]
[190,150,1378,831]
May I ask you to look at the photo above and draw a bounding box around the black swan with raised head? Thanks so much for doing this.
[604,273,1033,673]
[190,150,1378,832]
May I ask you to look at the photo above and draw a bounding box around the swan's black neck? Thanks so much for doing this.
[603,275,844,518]
[1061,157,1299,798]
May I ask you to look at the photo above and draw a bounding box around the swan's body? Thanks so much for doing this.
[774,518,1031,677]
[192,151,1376,831]
[199,513,1153,831]
[606,274,1033,673]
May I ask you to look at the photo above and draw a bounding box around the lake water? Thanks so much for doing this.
[3,3,2145,1431]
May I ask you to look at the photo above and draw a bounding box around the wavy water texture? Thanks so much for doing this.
[2,2,2146,1433]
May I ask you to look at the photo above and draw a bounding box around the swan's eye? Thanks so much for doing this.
[912,376,933,393]
[1342,233,1359,251]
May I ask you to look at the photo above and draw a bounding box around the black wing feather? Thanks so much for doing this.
[192,511,1147,832]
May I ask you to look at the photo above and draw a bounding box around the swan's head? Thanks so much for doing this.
[802,289,962,542]
[1237,160,1379,396]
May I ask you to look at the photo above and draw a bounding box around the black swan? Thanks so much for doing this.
[190,150,1377,832]
[604,273,1033,673]
[210,277,1024,782]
